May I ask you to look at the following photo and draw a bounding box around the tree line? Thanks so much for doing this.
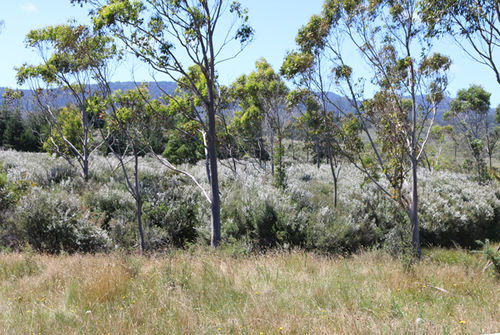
[1,0,498,257]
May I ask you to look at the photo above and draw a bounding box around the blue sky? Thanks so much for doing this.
[0,0,498,106]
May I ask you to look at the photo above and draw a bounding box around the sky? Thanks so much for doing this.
[0,0,498,106]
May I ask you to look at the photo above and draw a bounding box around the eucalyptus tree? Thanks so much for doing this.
[420,0,500,85]
[281,17,350,207]
[103,87,166,252]
[73,0,253,247]
[444,85,492,181]
[231,58,289,186]
[16,23,118,180]
[283,0,451,258]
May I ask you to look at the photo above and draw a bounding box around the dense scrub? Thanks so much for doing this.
[0,151,500,253]
[0,150,499,253]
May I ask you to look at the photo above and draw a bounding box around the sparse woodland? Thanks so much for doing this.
[0,0,499,333]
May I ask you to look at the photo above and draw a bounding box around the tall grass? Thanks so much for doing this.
[0,248,498,334]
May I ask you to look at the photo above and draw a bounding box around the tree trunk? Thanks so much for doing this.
[137,196,145,253]
[333,173,338,207]
[83,108,89,180]
[315,136,320,168]
[207,100,221,248]
[202,131,211,184]
[134,149,145,253]
[270,131,275,176]
[410,157,421,259]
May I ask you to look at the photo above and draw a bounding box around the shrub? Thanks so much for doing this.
[418,171,500,246]
[83,185,135,230]
[221,183,307,250]
[142,175,201,249]
[15,188,110,253]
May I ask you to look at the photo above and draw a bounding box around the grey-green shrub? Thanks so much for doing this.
[142,175,201,249]
[15,188,110,253]
[83,185,135,229]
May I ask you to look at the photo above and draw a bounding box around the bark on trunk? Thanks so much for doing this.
[410,157,421,259]
[134,149,145,253]
[83,108,89,180]
[206,96,221,248]
[203,131,211,184]
[315,136,320,169]
[137,197,145,253]
[270,131,275,176]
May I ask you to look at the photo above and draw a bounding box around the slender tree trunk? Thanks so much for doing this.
[410,156,421,259]
[408,54,421,259]
[486,119,491,171]
[315,136,320,168]
[136,196,145,253]
[134,148,145,253]
[330,164,338,207]
[270,130,275,176]
[207,100,221,247]
[83,109,89,180]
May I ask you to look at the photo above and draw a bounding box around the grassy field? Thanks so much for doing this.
[0,248,498,335]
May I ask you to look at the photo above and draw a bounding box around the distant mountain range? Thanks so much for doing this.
[0,81,177,111]
[0,81,494,123]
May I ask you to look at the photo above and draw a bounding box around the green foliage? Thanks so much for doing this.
[17,24,118,85]
[83,185,135,230]
[106,86,167,155]
[273,143,286,189]
[162,131,203,165]
[14,188,110,253]
[43,105,84,156]
[446,85,491,182]
[0,89,44,152]
[230,58,288,162]
[141,174,202,250]
[476,239,500,276]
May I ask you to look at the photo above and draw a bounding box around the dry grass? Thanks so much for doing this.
[0,248,498,335]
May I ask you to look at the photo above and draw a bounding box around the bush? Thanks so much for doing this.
[15,188,110,253]
[418,171,500,246]
[83,185,135,230]
[221,184,307,250]
[142,175,201,249]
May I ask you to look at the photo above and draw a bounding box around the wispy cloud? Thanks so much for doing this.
[20,2,37,13]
